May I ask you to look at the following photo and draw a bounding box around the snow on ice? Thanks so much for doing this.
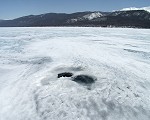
[0,27,150,120]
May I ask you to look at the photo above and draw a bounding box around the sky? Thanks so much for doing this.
[0,0,149,20]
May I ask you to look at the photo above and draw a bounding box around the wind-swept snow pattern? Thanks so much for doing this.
[0,27,150,120]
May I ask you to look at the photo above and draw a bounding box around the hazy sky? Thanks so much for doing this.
[0,0,149,19]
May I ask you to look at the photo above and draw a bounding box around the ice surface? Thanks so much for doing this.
[0,27,150,120]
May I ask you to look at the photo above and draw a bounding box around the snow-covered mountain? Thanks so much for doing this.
[120,6,150,13]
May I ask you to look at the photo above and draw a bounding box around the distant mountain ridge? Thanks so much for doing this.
[0,10,150,28]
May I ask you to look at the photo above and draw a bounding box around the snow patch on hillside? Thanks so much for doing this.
[67,12,103,23]
[83,12,103,20]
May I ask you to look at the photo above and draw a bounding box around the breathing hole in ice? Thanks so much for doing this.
[72,75,96,85]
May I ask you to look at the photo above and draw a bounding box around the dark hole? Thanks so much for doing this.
[58,72,73,78]
[72,75,96,84]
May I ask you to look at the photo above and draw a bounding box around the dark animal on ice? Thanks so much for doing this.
[58,72,73,78]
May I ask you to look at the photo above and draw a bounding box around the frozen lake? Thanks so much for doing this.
[0,27,150,120]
